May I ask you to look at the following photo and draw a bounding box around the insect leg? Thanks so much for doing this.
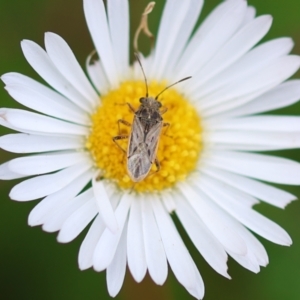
[160,107,168,115]
[154,158,161,172]
[162,122,171,137]
[117,119,131,135]
[112,135,129,154]
[126,102,136,113]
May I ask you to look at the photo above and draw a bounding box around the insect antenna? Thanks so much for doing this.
[155,76,192,100]
[134,52,149,97]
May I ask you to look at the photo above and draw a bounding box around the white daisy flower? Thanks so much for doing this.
[1,0,300,299]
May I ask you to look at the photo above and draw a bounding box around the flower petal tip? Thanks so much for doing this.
[93,265,106,273]
[57,233,71,244]
[108,290,118,298]
[0,74,8,83]
[20,39,30,47]
[27,213,40,227]
[8,190,16,201]
[78,262,90,271]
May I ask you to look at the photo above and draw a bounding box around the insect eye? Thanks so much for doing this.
[158,102,162,108]
[139,97,144,103]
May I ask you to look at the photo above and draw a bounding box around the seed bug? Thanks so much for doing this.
[113,53,191,182]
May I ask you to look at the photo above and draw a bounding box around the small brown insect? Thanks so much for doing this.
[113,54,191,182]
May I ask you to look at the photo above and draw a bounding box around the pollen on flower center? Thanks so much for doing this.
[86,80,202,192]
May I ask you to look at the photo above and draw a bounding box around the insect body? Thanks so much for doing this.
[125,97,168,182]
[112,54,191,183]
[135,97,164,133]
[127,113,161,181]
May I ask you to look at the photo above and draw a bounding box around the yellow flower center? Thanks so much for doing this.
[86,80,202,192]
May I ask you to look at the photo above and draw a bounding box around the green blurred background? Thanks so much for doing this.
[0,0,300,299]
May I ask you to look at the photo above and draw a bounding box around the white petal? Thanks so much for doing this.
[178,182,247,255]
[150,0,191,80]
[0,108,88,136]
[78,189,121,270]
[84,0,119,88]
[0,133,83,153]
[196,38,294,101]
[205,150,300,185]
[200,55,300,114]
[44,32,98,107]
[199,84,274,119]
[3,81,89,126]
[4,83,88,125]
[194,179,270,266]
[0,111,24,133]
[202,166,296,208]
[42,188,93,232]
[173,193,229,278]
[209,116,300,132]
[86,56,109,95]
[175,0,247,79]
[78,215,105,270]
[10,162,92,201]
[204,82,300,122]
[241,6,256,26]
[107,0,129,78]
[2,72,65,98]
[161,191,176,213]
[206,130,300,151]
[229,221,269,268]
[107,221,127,298]
[93,193,132,271]
[9,152,89,176]
[141,195,168,285]
[207,142,288,152]
[190,15,273,94]
[215,80,300,119]
[151,196,204,299]
[228,250,260,273]
[28,169,93,225]
[233,226,268,267]
[127,196,147,283]
[197,173,259,207]
[199,180,292,246]
[0,161,27,180]
[57,197,98,243]
[92,175,118,233]
[164,0,204,79]
[188,263,206,300]
[21,40,92,112]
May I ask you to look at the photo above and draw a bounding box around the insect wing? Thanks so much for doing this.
[127,143,152,182]
[127,117,151,182]
[127,116,144,157]
[144,121,162,163]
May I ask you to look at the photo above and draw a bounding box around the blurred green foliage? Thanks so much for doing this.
[0,0,300,299]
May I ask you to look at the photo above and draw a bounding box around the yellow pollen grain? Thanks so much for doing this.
[87,80,202,192]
